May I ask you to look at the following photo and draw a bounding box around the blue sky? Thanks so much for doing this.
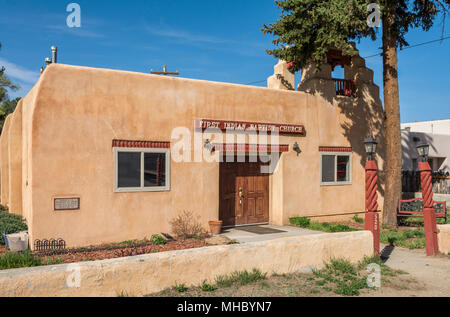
[0,0,449,123]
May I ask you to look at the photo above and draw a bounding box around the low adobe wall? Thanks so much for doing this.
[0,231,373,297]
[437,224,450,254]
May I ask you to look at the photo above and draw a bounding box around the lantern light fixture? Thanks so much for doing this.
[416,142,430,162]
[204,139,214,153]
[293,142,301,156]
[364,136,377,160]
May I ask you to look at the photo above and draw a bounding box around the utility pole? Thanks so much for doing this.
[150,65,179,76]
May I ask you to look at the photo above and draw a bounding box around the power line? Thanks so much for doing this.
[363,35,450,59]
[244,35,450,85]
[244,79,266,85]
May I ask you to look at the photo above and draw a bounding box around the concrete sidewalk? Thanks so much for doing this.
[222,225,322,243]
[375,244,450,297]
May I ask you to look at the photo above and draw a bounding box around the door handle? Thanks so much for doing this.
[238,187,244,205]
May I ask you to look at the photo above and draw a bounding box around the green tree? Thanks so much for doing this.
[0,42,21,133]
[263,0,449,226]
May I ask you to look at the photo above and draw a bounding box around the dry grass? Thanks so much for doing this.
[147,258,415,297]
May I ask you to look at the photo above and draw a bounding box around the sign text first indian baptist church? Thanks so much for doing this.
[195,119,305,135]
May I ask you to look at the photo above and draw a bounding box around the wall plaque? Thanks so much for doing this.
[54,198,80,211]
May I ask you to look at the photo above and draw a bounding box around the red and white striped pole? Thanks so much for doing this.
[418,161,439,256]
[416,142,439,256]
[364,137,380,256]
[365,160,380,256]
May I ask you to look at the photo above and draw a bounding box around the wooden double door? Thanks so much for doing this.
[219,161,269,226]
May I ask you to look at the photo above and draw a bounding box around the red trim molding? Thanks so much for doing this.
[319,146,352,152]
[212,143,289,153]
[112,140,170,149]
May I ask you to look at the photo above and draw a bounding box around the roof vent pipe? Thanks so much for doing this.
[45,57,52,66]
[51,46,58,63]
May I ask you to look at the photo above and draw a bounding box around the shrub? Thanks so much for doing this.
[0,212,28,245]
[316,258,368,296]
[169,211,209,240]
[289,217,310,228]
[0,250,42,270]
[150,234,167,245]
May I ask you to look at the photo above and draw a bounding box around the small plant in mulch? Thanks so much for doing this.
[200,281,217,292]
[150,234,167,245]
[172,283,188,293]
[119,240,138,246]
[169,211,209,240]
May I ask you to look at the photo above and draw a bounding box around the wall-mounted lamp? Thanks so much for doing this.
[204,139,214,153]
[293,142,301,156]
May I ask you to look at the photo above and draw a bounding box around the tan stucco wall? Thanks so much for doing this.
[8,101,23,215]
[0,115,12,207]
[437,224,450,254]
[0,231,373,297]
[2,59,384,248]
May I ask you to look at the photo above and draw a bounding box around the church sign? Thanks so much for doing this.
[194,119,305,135]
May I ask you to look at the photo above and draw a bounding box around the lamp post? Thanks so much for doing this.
[364,136,380,256]
[416,142,439,256]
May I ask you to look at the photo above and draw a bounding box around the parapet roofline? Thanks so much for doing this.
[40,63,305,96]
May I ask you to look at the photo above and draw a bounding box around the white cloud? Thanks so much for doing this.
[0,58,40,85]
[145,25,223,44]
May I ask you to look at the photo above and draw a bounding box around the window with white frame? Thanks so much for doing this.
[114,147,170,192]
[320,152,352,185]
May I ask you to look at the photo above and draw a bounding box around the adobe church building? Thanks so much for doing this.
[0,47,385,249]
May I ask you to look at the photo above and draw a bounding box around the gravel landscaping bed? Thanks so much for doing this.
[33,239,208,264]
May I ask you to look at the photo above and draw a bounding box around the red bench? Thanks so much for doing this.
[398,198,447,222]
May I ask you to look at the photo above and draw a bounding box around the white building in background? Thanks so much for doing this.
[401,119,450,173]
[401,119,450,135]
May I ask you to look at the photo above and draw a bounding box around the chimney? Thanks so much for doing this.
[51,46,58,63]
